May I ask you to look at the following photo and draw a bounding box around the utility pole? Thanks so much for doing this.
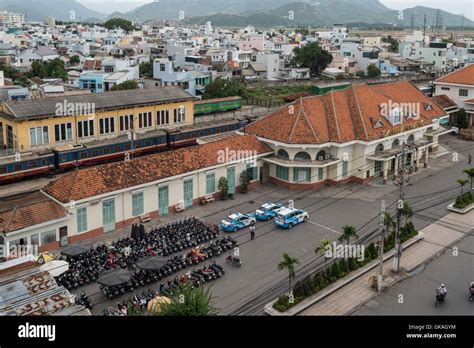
[377,199,386,292]
[393,143,409,273]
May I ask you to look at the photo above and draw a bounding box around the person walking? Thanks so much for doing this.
[469,154,472,165]
[250,223,255,240]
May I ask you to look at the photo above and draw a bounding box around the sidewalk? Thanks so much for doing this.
[50,184,276,253]
[298,210,473,316]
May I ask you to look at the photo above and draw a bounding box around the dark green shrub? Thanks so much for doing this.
[348,257,358,271]
[293,280,304,297]
[339,259,349,276]
[330,262,341,280]
[367,243,377,260]
[312,272,324,290]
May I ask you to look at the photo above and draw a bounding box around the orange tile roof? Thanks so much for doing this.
[0,195,67,233]
[245,81,446,145]
[43,135,272,203]
[433,94,458,109]
[435,64,474,85]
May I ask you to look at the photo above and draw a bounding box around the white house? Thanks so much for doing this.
[15,46,59,68]
[434,64,474,127]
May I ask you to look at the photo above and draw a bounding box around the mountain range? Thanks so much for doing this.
[1,0,472,27]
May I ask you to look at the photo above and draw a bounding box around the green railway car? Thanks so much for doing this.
[194,96,242,115]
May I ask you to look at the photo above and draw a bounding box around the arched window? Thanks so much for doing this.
[407,134,415,144]
[375,144,384,155]
[294,151,311,161]
[277,149,289,159]
[316,150,327,161]
[392,139,400,149]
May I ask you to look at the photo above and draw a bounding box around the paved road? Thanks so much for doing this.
[353,235,474,315]
[82,135,474,315]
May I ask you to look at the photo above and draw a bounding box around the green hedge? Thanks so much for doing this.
[273,226,418,312]
[453,192,474,209]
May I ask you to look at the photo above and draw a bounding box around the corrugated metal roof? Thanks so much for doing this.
[4,87,195,120]
[0,268,90,316]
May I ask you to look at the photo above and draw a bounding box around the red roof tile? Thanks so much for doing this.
[245,81,446,145]
[436,65,474,85]
[43,135,272,203]
[0,195,67,233]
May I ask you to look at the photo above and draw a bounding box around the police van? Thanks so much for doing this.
[274,207,309,229]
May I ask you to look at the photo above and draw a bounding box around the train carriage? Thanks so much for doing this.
[193,96,242,116]
[0,152,55,183]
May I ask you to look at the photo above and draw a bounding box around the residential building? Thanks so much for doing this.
[0,11,25,27]
[434,64,474,127]
[15,46,59,68]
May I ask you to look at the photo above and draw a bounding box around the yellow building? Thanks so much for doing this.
[0,87,195,152]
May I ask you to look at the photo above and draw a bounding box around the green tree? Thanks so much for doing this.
[217,176,229,199]
[316,238,330,256]
[338,225,358,243]
[139,60,153,78]
[463,168,474,190]
[69,55,80,65]
[0,62,20,78]
[103,18,136,32]
[110,80,139,91]
[202,77,247,99]
[367,64,381,78]
[355,70,365,78]
[456,109,468,129]
[277,253,300,295]
[382,36,399,53]
[290,42,333,76]
[457,179,468,194]
[157,283,218,316]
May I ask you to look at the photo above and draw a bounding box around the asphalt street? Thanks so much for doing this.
[83,135,474,315]
[354,235,474,315]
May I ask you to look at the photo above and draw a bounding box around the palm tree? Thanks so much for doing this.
[463,168,474,190]
[338,225,358,243]
[155,283,219,316]
[315,238,331,265]
[457,179,468,194]
[277,253,300,295]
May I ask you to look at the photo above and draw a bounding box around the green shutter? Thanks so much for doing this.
[132,192,144,216]
[159,185,169,216]
[183,179,193,208]
[77,207,88,233]
[206,173,215,194]
[342,161,349,177]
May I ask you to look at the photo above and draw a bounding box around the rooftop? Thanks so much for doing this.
[245,81,446,145]
[43,134,272,203]
[0,191,67,234]
[3,87,194,120]
[436,64,474,86]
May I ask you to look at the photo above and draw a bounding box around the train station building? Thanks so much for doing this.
[244,81,449,188]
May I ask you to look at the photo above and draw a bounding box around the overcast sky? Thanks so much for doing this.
[77,0,474,19]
